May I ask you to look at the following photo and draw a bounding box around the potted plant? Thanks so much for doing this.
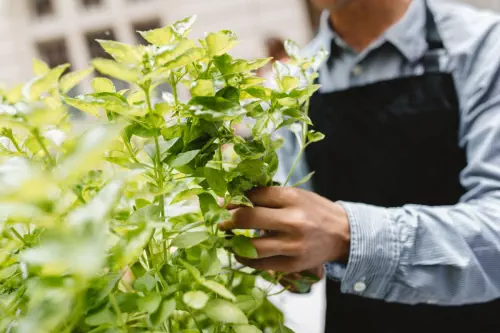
[0,16,326,333]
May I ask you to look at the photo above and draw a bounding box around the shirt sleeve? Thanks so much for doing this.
[330,25,500,305]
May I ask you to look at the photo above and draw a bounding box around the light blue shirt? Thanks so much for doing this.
[276,0,500,305]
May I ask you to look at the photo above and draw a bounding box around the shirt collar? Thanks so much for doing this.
[318,0,428,64]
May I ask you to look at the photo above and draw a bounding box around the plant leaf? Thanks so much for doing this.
[164,48,206,70]
[204,167,226,197]
[201,249,222,276]
[33,58,50,76]
[60,67,94,93]
[284,39,301,59]
[64,95,101,117]
[92,58,140,83]
[96,39,143,63]
[291,171,315,188]
[206,30,238,57]
[150,298,176,327]
[139,27,174,46]
[171,231,210,249]
[172,15,197,37]
[191,79,214,97]
[85,308,116,327]
[169,149,200,167]
[201,280,236,301]
[92,77,116,93]
[234,325,263,333]
[307,130,325,143]
[234,140,265,160]
[179,259,202,281]
[56,123,125,182]
[203,299,247,324]
[183,291,209,310]
[138,292,162,313]
[281,76,300,92]
[156,39,197,65]
[29,64,70,99]
[198,193,231,225]
[231,236,258,259]
[133,273,156,292]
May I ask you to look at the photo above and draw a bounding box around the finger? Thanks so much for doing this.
[251,236,296,259]
[247,187,299,208]
[279,279,298,293]
[236,256,298,273]
[219,207,289,232]
[306,266,325,280]
[226,203,240,210]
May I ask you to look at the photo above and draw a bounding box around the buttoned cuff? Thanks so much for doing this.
[337,202,401,297]
[324,262,347,281]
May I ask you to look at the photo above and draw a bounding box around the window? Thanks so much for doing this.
[133,19,162,45]
[85,29,117,59]
[81,0,102,8]
[37,39,82,116]
[31,0,54,18]
[36,39,70,68]
[85,29,129,91]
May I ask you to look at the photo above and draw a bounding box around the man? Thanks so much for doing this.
[220,0,500,332]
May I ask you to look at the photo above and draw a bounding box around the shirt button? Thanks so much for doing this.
[352,65,363,76]
[354,281,367,293]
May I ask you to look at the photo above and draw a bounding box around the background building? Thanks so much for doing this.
[0,0,314,89]
[0,0,498,88]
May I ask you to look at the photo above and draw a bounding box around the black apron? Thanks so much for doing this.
[305,3,500,333]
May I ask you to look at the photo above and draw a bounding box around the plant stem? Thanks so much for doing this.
[283,147,304,187]
[204,61,213,76]
[109,293,127,330]
[169,72,179,105]
[87,326,110,333]
[267,285,291,297]
[218,144,224,171]
[61,291,84,333]
[154,136,165,218]
[283,71,313,187]
[187,308,203,333]
[8,134,23,154]
[10,228,27,246]
[227,252,234,289]
[32,128,55,167]
[122,134,140,164]
[143,85,166,220]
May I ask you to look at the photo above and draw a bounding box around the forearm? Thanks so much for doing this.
[329,197,500,305]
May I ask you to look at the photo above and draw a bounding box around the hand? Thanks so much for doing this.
[219,187,350,273]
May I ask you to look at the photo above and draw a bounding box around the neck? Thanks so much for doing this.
[329,0,412,52]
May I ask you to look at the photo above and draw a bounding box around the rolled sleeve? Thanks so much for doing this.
[335,202,401,298]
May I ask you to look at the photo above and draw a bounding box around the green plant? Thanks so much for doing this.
[0,16,326,333]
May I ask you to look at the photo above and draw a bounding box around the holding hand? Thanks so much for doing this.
[220,187,351,273]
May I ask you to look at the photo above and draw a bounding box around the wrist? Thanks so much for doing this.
[327,202,351,264]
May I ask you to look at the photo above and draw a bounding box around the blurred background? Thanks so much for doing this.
[0,0,499,332]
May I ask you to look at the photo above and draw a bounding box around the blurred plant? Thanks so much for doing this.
[0,16,326,333]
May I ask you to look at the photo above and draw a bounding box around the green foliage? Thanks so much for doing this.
[0,15,325,333]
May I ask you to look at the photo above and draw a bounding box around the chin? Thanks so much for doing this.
[310,0,350,10]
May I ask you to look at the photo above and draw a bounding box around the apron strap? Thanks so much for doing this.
[422,0,445,72]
